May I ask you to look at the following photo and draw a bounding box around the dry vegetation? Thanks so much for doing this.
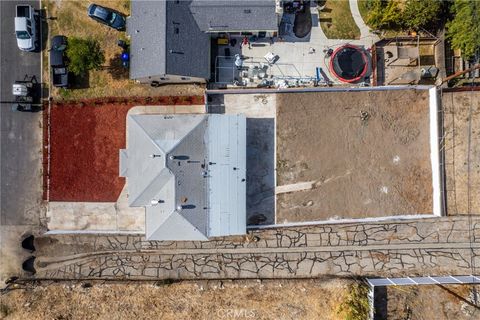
[43,0,203,100]
[1,279,352,320]
[385,284,480,320]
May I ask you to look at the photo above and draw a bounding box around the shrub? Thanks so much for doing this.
[337,282,371,320]
[66,37,105,76]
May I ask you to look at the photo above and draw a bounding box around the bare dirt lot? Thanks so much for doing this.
[443,90,480,215]
[276,89,433,223]
[47,96,203,202]
[383,284,480,320]
[0,279,353,320]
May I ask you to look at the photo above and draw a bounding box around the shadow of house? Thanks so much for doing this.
[246,118,275,225]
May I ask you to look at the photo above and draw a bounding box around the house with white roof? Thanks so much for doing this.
[119,113,246,240]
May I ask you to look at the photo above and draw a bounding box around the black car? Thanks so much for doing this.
[87,4,126,30]
[50,35,68,88]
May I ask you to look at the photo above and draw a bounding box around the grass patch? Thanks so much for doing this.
[319,0,361,39]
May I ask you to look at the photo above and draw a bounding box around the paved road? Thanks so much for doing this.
[34,216,480,280]
[0,0,44,280]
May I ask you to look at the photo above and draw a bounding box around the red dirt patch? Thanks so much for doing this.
[45,96,204,202]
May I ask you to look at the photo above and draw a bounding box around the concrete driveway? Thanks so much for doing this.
[0,0,45,281]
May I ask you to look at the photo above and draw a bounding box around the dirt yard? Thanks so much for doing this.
[43,0,203,100]
[47,96,203,202]
[276,89,433,223]
[383,284,480,320]
[0,279,353,320]
[443,90,480,215]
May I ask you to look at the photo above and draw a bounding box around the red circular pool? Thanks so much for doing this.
[329,44,368,83]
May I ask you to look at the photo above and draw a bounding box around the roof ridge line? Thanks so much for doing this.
[130,114,168,154]
[164,115,208,155]
[150,210,209,240]
[129,167,173,207]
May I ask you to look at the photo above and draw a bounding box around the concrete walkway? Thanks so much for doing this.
[349,0,379,45]
[33,216,480,280]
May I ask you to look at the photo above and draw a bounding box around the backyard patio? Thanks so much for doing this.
[212,1,378,88]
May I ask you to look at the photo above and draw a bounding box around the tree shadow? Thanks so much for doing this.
[69,72,90,89]
[293,4,313,38]
[106,56,129,80]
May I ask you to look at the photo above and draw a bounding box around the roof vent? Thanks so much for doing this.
[244,9,251,13]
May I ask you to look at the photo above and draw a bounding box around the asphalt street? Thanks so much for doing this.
[1,0,43,225]
[1,0,44,280]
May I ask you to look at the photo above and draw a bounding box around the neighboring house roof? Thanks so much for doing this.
[127,1,167,80]
[127,0,278,80]
[190,0,277,32]
[127,0,210,80]
[120,114,246,241]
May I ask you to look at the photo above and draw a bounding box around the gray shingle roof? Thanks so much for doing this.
[127,0,167,80]
[120,114,246,241]
[128,0,210,80]
[165,0,211,79]
[190,0,277,32]
[128,0,278,80]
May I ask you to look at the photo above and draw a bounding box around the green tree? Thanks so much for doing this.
[366,0,403,30]
[446,0,480,59]
[366,0,443,31]
[403,0,443,30]
[66,37,105,76]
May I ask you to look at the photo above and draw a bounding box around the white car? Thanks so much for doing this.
[15,5,38,51]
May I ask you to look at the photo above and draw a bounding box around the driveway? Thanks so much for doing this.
[0,0,44,281]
